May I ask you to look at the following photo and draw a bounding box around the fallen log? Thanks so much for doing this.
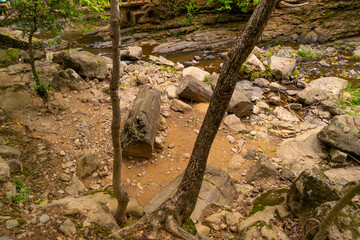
[121,85,161,158]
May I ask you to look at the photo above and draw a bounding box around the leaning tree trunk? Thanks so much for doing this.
[110,0,129,225]
[312,180,360,240]
[117,0,278,238]
[151,0,278,236]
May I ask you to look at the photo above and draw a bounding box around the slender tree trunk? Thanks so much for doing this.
[312,181,360,240]
[110,0,129,225]
[29,28,39,83]
[154,0,278,226]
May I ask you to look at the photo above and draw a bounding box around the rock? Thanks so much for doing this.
[223,114,247,132]
[59,219,77,236]
[269,56,296,79]
[0,144,21,159]
[274,107,300,122]
[286,170,341,216]
[77,154,99,179]
[204,211,227,230]
[228,82,254,118]
[0,236,13,240]
[289,103,302,111]
[176,74,213,102]
[126,197,144,218]
[234,80,264,102]
[256,101,270,111]
[353,49,360,56]
[148,55,175,67]
[127,46,142,60]
[277,127,328,175]
[164,86,178,99]
[0,90,32,113]
[6,159,22,173]
[249,189,288,216]
[51,68,89,92]
[144,165,236,220]
[19,49,45,61]
[318,115,360,156]
[244,53,265,71]
[154,137,164,149]
[246,157,278,183]
[182,66,210,82]
[238,206,277,232]
[227,155,245,170]
[59,173,72,182]
[195,224,210,239]
[325,47,337,55]
[60,50,109,80]
[297,77,348,105]
[39,214,50,223]
[5,219,19,229]
[170,99,192,113]
[324,167,360,191]
[304,31,318,43]
[321,100,345,116]
[0,49,19,67]
[0,158,10,182]
[64,208,80,216]
[65,176,86,197]
[245,148,257,160]
[303,201,360,240]
[268,94,281,106]
[253,78,270,87]
[330,148,347,163]
[269,82,286,92]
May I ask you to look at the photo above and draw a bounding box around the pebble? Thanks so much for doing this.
[168,143,175,149]
[39,214,50,224]
[60,150,66,156]
[6,219,19,229]
[90,184,101,190]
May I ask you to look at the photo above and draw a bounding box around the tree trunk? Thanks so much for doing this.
[312,180,360,240]
[121,85,161,158]
[153,0,278,226]
[29,29,39,82]
[110,0,129,226]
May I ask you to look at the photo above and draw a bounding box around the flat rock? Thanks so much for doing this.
[182,66,210,82]
[324,167,360,191]
[170,99,192,113]
[0,91,32,113]
[59,219,77,236]
[144,165,236,221]
[246,157,278,183]
[274,107,300,122]
[269,56,296,79]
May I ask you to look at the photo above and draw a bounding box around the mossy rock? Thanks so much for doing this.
[249,189,288,216]
[0,48,20,67]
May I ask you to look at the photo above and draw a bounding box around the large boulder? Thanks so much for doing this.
[297,77,348,105]
[286,170,341,216]
[144,165,236,220]
[324,167,360,191]
[127,46,143,60]
[277,127,328,175]
[182,66,210,82]
[51,68,90,92]
[318,115,360,156]
[58,50,109,80]
[176,74,213,102]
[244,53,265,71]
[228,82,254,118]
[269,56,296,79]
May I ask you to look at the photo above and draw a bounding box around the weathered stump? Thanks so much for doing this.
[227,88,253,118]
[176,75,213,102]
[121,85,161,158]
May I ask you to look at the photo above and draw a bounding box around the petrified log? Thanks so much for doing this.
[121,85,161,158]
[176,74,213,102]
[227,87,253,118]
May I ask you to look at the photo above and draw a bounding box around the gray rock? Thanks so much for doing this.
[304,31,318,43]
[65,176,86,197]
[144,165,236,220]
[318,115,360,156]
[268,94,281,106]
[176,74,213,102]
[330,148,347,163]
[246,157,278,183]
[0,145,21,159]
[274,107,300,122]
[195,224,210,239]
[51,68,89,92]
[170,99,192,113]
[227,155,245,170]
[59,219,77,236]
[277,127,328,175]
[182,66,210,82]
[303,201,360,240]
[269,56,296,79]
[149,55,175,67]
[39,214,50,223]
[0,158,10,182]
[223,114,247,133]
[6,159,22,173]
[244,53,265,71]
[269,82,286,92]
[0,236,13,240]
[59,173,72,182]
[127,46,142,60]
[297,77,348,105]
[253,78,270,87]
[204,211,227,230]
[228,82,254,118]
[0,90,32,113]
[245,148,257,160]
[126,197,144,218]
[60,49,109,80]
[5,219,19,229]
[321,100,345,116]
[164,86,178,99]
[286,170,341,216]
[77,154,99,178]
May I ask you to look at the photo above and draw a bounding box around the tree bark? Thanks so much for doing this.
[153,0,278,226]
[312,180,360,240]
[110,0,129,226]
[121,85,161,158]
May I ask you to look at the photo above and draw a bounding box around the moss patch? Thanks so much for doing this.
[250,189,288,216]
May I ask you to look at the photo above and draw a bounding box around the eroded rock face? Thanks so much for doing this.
[143,165,236,220]
[286,170,341,216]
[297,77,348,105]
[318,115,360,156]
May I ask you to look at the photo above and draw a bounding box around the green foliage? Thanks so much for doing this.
[181,219,197,235]
[295,48,317,59]
[34,80,50,94]
[249,189,288,216]
[352,55,360,60]
[9,175,32,204]
[334,80,360,114]
[203,76,212,86]
[94,224,112,238]
[206,0,259,12]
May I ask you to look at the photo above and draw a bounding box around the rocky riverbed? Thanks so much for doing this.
[0,27,360,239]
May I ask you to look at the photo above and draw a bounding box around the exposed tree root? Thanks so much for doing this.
[165,215,201,240]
